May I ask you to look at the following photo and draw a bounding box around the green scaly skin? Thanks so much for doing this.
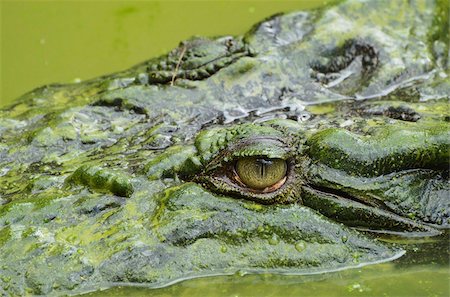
[0,0,449,295]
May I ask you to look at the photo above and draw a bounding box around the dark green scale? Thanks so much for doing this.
[146,36,248,83]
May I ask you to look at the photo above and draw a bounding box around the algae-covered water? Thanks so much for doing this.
[0,0,333,107]
[1,1,449,296]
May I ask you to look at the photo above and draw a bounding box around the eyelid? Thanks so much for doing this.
[205,137,289,172]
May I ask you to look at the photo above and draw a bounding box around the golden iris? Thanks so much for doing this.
[235,157,287,190]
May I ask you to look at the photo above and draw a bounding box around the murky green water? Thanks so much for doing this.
[1,1,449,296]
[84,267,448,297]
[0,0,333,107]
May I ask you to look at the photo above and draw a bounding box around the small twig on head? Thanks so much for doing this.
[171,46,186,86]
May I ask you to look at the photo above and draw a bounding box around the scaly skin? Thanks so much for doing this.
[0,0,449,295]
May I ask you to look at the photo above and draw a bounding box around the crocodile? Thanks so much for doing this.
[0,0,449,295]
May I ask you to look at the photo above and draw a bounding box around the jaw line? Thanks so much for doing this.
[301,185,442,237]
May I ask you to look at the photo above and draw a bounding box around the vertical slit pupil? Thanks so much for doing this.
[256,158,272,178]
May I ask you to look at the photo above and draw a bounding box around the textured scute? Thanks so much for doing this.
[0,0,449,295]
[305,123,450,177]
[306,164,450,227]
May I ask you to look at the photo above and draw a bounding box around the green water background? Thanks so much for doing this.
[1,1,449,296]
[1,0,331,107]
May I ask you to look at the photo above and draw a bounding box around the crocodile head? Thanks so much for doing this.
[0,0,448,295]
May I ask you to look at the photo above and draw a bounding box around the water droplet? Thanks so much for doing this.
[295,241,306,252]
[352,252,361,263]
[268,234,279,245]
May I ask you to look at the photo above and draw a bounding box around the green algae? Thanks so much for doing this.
[67,165,134,198]
[144,145,201,180]
[306,123,450,177]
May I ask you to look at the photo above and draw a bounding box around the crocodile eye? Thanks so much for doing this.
[235,157,287,192]
[196,134,296,204]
